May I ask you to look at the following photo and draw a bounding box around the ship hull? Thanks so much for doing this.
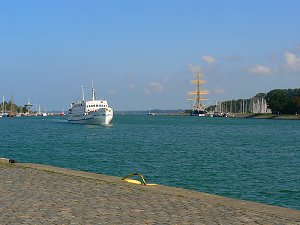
[68,108,113,125]
[191,110,207,117]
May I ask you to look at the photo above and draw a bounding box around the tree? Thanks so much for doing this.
[266,89,300,114]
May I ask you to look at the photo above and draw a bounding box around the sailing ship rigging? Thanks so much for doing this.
[187,70,209,116]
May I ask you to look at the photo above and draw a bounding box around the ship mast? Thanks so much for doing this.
[9,96,15,117]
[82,85,85,101]
[187,71,209,112]
[1,96,4,114]
[92,80,96,101]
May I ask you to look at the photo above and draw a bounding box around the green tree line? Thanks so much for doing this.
[205,88,300,115]
[0,101,28,114]
[266,88,300,114]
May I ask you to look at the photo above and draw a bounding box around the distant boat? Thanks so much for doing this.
[187,70,209,116]
[36,105,47,116]
[68,81,113,125]
[0,96,4,117]
[1,96,10,117]
[147,109,156,116]
[60,108,65,116]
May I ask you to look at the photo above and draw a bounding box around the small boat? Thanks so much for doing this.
[59,108,65,116]
[147,109,156,116]
[68,81,113,125]
[0,96,5,117]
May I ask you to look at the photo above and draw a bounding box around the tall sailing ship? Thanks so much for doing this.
[68,81,113,125]
[187,70,209,116]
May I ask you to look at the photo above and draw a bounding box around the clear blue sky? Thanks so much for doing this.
[1,0,300,111]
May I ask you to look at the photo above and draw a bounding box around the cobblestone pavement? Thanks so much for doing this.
[0,161,299,225]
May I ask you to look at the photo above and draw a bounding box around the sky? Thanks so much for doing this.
[1,0,300,111]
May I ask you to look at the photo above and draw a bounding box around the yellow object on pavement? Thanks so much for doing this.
[122,173,157,186]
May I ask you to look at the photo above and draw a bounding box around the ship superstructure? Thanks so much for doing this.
[187,70,209,116]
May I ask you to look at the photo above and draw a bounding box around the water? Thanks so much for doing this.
[1,115,299,210]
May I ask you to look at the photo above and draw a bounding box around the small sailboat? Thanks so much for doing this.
[147,109,156,116]
[0,96,4,117]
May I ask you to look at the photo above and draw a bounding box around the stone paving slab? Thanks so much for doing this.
[0,159,299,224]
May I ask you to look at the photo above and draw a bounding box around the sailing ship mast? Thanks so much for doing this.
[187,70,209,115]
[9,96,15,117]
[1,96,4,115]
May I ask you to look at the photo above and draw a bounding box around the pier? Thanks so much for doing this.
[0,158,299,224]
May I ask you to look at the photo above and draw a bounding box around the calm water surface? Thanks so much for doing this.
[1,115,299,210]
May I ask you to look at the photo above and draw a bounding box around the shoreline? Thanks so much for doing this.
[231,113,300,120]
[160,112,300,120]
[1,158,299,224]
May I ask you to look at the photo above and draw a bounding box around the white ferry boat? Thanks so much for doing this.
[68,82,113,125]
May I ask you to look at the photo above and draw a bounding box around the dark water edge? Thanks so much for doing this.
[1,115,299,210]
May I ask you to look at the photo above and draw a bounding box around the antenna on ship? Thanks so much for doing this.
[92,80,96,101]
[82,85,85,101]
[187,69,209,116]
